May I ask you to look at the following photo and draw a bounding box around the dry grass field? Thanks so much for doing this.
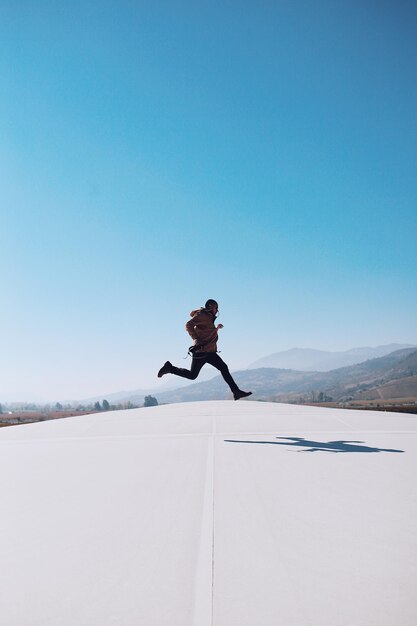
[307,398,417,414]
[355,376,417,401]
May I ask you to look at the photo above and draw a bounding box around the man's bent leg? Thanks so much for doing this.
[170,355,207,380]
[206,353,240,394]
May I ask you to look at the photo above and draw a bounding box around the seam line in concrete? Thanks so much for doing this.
[211,405,216,626]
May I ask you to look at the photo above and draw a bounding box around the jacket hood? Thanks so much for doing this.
[190,307,216,320]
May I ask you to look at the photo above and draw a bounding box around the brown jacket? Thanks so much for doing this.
[185,308,218,353]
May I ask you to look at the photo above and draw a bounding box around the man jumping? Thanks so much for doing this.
[157,299,252,401]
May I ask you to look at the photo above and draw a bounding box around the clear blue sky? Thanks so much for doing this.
[1,1,416,401]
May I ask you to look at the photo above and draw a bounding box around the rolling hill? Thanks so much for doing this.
[247,344,416,371]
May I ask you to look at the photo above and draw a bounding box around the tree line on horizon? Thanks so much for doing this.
[0,396,159,415]
[92,396,159,411]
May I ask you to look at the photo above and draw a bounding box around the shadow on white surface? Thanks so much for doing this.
[224,436,405,453]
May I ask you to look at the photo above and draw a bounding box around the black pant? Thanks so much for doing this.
[171,352,240,394]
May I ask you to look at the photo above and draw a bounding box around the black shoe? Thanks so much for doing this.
[234,390,252,401]
[158,361,172,378]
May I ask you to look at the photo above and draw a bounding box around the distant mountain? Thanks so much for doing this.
[154,347,417,404]
[247,344,416,372]
[78,388,152,405]
[73,366,218,406]
[76,372,219,406]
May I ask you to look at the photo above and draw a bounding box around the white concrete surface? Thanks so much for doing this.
[1,401,416,625]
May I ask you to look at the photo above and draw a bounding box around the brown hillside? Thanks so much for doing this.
[356,375,417,400]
